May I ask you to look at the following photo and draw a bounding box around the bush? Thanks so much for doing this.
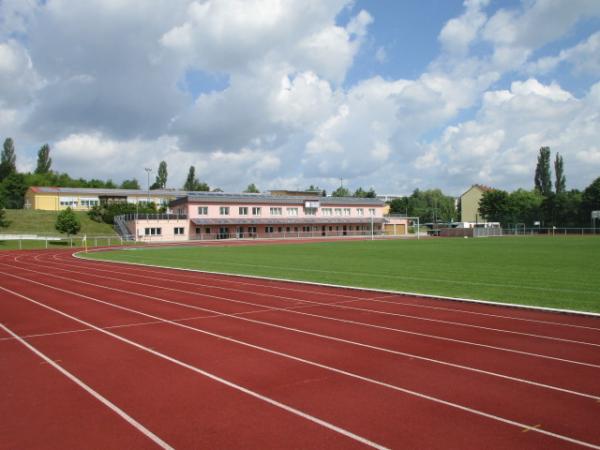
[55,207,81,236]
[88,202,157,224]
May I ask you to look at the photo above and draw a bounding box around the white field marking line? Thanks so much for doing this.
[2,267,599,403]
[90,250,600,295]
[56,255,600,333]
[0,300,365,343]
[4,263,600,371]
[2,287,598,450]
[74,251,600,320]
[0,286,389,450]
[31,257,600,348]
[0,323,174,450]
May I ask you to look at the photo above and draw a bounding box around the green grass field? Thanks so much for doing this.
[1,209,117,236]
[83,237,600,313]
[0,209,119,250]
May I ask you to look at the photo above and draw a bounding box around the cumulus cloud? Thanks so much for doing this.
[527,31,600,75]
[1,0,599,196]
[426,79,600,192]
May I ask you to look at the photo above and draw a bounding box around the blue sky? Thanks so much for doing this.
[1,0,599,195]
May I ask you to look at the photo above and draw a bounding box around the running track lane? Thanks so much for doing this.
[0,249,598,449]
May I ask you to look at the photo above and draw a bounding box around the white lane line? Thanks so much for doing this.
[0,286,388,450]
[42,256,600,347]
[0,300,364,342]
[27,255,600,348]
[58,254,600,332]
[2,285,598,450]
[3,265,598,401]
[0,323,174,450]
[2,264,599,371]
[74,250,600,319]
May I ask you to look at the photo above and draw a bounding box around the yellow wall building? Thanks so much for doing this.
[25,187,188,211]
[460,184,492,223]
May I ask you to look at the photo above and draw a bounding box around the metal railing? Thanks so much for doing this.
[0,233,130,250]
[116,213,188,221]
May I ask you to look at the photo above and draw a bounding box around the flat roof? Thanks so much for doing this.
[173,192,384,207]
[28,186,189,196]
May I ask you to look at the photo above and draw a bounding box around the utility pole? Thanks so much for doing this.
[144,167,152,205]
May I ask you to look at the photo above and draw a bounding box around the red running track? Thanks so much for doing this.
[1,248,599,449]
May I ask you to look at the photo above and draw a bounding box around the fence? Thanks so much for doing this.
[438,227,600,238]
[0,233,130,250]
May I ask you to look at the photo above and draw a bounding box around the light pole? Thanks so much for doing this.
[144,167,152,207]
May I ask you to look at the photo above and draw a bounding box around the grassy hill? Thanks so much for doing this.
[1,209,117,236]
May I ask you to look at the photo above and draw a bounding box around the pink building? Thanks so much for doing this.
[119,192,392,242]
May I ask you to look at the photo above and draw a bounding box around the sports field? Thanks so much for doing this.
[85,236,600,313]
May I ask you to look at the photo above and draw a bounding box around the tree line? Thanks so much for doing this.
[479,147,600,227]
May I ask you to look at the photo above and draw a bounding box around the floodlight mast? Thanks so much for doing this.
[144,167,152,205]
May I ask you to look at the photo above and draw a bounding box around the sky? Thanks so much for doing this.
[1,0,599,196]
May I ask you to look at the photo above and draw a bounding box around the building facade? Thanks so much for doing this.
[120,192,401,242]
[25,186,188,211]
[460,184,492,223]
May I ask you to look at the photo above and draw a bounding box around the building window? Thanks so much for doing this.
[248,226,257,234]
[304,207,317,216]
[322,208,332,216]
[369,208,376,216]
[270,207,282,216]
[198,206,208,215]
[302,226,310,232]
[287,208,298,216]
[205,227,211,234]
[144,227,162,236]
[219,206,230,215]
[80,199,99,208]
[174,227,184,235]
[357,208,364,216]
[334,208,342,216]
[277,226,283,233]
[265,226,274,233]
[343,208,351,216]
[239,206,248,215]
[195,227,201,234]
[252,207,261,215]
[59,197,78,207]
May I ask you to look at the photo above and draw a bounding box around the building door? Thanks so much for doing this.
[343,225,347,236]
[236,226,244,238]
[321,225,326,236]
[218,227,229,239]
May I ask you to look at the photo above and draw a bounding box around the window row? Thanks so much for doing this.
[197,206,377,216]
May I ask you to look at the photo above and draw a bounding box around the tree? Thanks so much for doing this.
[554,152,566,195]
[0,204,9,228]
[582,177,600,220]
[153,161,168,189]
[55,207,81,236]
[120,179,140,189]
[478,189,512,224]
[508,189,543,225]
[183,166,210,191]
[0,173,27,208]
[534,146,552,196]
[331,186,351,197]
[389,197,409,215]
[0,138,17,181]
[183,166,197,191]
[353,187,367,197]
[244,183,260,193]
[35,144,52,174]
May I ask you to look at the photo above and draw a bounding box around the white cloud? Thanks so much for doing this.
[438,0,489,55]
[482,0,600,71]
[375,46,387,63]
[426,79,600,192]
[527,31,600,75]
